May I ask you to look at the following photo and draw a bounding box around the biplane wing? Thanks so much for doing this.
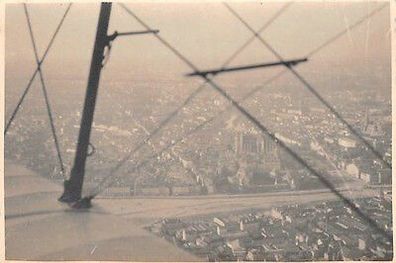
[5,160,201,261]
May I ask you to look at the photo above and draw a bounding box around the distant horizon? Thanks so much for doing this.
[5,2,391,89]
[4,4,392,261]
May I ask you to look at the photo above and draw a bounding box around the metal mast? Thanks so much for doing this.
[59,3,112,206]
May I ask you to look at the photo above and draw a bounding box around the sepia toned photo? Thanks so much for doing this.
[4,1,393,261]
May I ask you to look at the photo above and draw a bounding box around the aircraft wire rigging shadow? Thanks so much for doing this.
[6,1,391,244]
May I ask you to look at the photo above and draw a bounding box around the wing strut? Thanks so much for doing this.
[58,3,159,209]
[58,3,113,207]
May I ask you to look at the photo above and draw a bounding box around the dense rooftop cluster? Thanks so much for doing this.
[148,195,392,261]
[5,80,391,195]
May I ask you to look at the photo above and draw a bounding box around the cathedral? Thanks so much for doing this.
[226,115,281,187]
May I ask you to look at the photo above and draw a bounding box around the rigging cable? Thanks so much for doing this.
[88,70,286,196]
[131,115,205,190]
[23,4,67,176]
[89,3,391,242]
[101,2,388,192]
[223,2,390,169]
[86,2,292,195]
[5,3,72,135]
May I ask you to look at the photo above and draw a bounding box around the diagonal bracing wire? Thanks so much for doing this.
[5,3,72,136]
[23,4,66,176]
[223,2,391,169]
[89,3,391,242]
[134,125,205,192]
[88,70,286,197]
[173,1,389,151]
[130,116,204,190]
[87,4,365,194]
[102,3,388,188]
[97,1,386,198]
[86,2,292,195]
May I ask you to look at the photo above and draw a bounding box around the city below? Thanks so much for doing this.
[5,78,391,198]
[4,2,392,261]
[149,195,392,261]
[5,78,392,261]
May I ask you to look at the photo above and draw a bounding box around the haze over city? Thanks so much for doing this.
[4,2,392,261]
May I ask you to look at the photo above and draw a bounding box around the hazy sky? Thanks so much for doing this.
[5,2,391,85]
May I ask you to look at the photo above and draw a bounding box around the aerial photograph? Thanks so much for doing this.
[4,1,392,261]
